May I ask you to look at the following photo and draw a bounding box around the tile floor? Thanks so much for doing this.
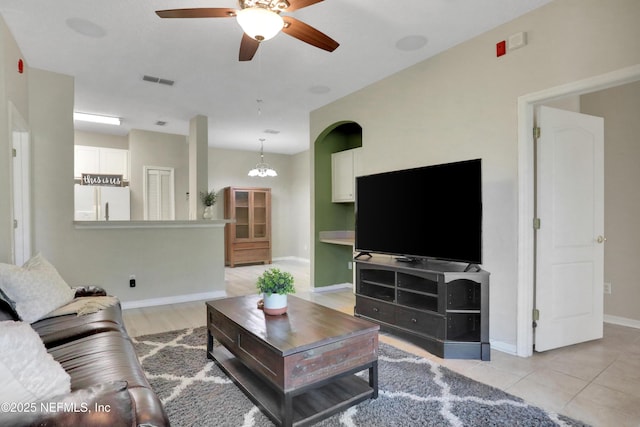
[122,259,640,427]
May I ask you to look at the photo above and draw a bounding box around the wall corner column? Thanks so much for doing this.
[188,115,208,220]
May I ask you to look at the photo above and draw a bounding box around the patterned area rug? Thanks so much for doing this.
[132,327,588,427]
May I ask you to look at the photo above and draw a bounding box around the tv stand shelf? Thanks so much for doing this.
[354,257,490,360]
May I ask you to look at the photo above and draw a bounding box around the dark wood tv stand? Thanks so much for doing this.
[354,256,490,360]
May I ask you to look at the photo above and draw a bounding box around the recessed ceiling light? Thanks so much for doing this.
[74,112,121,126]
[309,85,331,94]
[65,18,106,38]
[396,35,428,51]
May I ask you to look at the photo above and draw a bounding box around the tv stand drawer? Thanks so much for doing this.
[396,307,445,340]
[355,296,395,324]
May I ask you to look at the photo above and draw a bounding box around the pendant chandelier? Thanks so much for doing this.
[248,139,277,177]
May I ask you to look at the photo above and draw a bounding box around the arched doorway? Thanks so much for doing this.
[312,121,362,288]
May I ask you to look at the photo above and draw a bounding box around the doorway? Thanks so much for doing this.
[143,166,175,220]
[9,102,31,265]
[516,64,640,357]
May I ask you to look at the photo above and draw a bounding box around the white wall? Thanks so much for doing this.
[75,130,128,150]
[290,150,311,260]
[310,0,640,349]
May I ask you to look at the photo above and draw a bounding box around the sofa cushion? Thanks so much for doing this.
[46,325,170,426]
[48,330,151,391]
[0,253,75,323]
[32,299,124,348]
[0,320,71,404]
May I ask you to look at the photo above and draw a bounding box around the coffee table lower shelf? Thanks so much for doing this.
[209,345,376,427]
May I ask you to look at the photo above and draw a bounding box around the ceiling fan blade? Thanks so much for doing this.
[239,33,260,61]
[281,17,339,52]
[286,0,324,12]
[155,8,237,19]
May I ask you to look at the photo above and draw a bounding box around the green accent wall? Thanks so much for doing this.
[314,122,362,287]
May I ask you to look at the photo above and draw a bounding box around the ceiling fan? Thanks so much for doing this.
[156,0,339,61]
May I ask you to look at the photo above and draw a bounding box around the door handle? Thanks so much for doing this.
[596,235,607,244]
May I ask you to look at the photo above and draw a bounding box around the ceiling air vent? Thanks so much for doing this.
[264,129,280,135]
[155,121,167,126]
[142,75,175,86]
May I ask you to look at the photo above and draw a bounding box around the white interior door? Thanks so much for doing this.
[535,105,604,352]
[144,166,175,220]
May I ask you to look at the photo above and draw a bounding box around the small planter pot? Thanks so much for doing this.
[262,293,287,316]
[203,205,214,219]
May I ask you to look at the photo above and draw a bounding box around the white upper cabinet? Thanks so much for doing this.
[331,147,362,203]
[74,145,129,181]
[100,148,129,178]
[74,146,100,178]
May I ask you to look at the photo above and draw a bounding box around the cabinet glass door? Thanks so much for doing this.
[252,191,267,239]
[234,190,249,239]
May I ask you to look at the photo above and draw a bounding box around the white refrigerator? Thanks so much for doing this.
[74,184,130,221]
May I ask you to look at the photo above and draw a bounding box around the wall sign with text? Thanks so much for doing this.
[81,173,123,186]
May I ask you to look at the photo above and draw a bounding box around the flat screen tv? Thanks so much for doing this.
[355,159,482,265]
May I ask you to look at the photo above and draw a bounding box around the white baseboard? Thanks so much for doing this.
[312,282,352,293]
[604,314,640,329]
[272,256,310,263]
[489,339,518,356]
[121,290,227,310]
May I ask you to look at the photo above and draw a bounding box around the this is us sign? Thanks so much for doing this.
[81,173,123,187]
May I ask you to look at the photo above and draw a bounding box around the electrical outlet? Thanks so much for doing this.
[348,261,353,270]
[129,274,136,288]
[603,282,611,294]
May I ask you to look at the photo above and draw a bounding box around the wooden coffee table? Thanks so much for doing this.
[206,295,379,427]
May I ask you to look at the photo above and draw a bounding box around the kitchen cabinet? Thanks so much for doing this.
[74,145,129,181]
[331,147,361,203]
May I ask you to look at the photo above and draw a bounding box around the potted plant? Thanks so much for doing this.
[200,189,217,219]
[256,267,295,315]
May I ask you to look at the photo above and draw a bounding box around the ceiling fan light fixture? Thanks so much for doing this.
[236,7,284,41]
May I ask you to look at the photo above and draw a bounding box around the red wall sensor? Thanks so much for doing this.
[496,41,506,58]
[18,59,24,74]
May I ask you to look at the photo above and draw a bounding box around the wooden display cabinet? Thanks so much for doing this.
[224,187,272,267]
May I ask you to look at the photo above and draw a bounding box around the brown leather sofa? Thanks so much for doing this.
[0,287,169,426]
